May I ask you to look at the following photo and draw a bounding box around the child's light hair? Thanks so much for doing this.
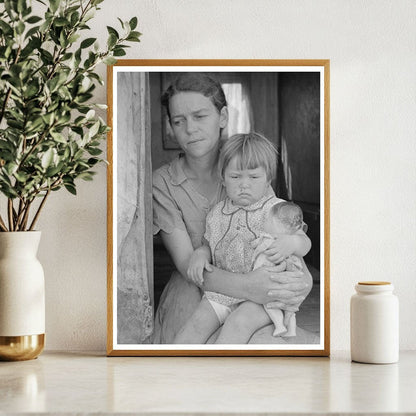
[270,202,303,234]
[219,132,278,181]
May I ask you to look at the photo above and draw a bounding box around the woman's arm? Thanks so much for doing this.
[160,228,249,294]
[203,263,311,312]
[159,229,195,281]
[161,228,312,312]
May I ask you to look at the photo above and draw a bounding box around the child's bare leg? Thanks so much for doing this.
[173,297,220,344]
[215,301,271,344]
[264,307,287,336]
[283,311,297,337]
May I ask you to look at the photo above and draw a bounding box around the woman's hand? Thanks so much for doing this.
[244,262,313,312]
[187,250,213,286]
[265,263,312,312]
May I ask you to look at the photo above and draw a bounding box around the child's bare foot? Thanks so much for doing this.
[272,323,287,336]
[283,314,297,337]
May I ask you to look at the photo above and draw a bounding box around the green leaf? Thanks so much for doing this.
[83,9,95,23]
[50,131,67,144]
[68,33,80,44]
[23,83,39,98]
[0,183,18,198]
[86,109,95,120]
[25,25,40,39]
[5,162,18,176]
[106,26,119,39]
[45,165,62,177]
[0,141,14,152]
[63,147,70,160]
[126,32,141,42]
[25,117,44,133]
[78,171,95,181]
[103,56,117,65]
[26,15,42,24]
[14,171,28,183]
[87,158,100,166]
[4,1,16,19]
[129,16,138,30]
[107,33,117,49]
[42,112,55,125]
[40,49,54,64]
[16,21,25,35]
[64,183,76,195]
[0,20,13,35]
[87,147,102,156]
[49,0,60,13]
[41,148,54,169]
[75,92,92,104]
[61,52,73,61]
[113,47,126,57]
[88,121,100,138]
[74,148,84,159]
[54,17,69,27]
[116,17,125,29]
[80,37,96,49]
[22,5,32,17]
[59,29,67,47]
[17,0,26,14]
[48,76,60,92]
[70,11,80,26]
[57,85,71,100]
[7,119,24,129]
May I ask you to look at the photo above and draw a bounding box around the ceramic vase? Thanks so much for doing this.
[0,231,45,361]
[350,281,399,364]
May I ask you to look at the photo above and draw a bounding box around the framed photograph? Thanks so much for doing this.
[107,60,330,356]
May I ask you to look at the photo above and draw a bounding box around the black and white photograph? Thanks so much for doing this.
[107,61,329,356]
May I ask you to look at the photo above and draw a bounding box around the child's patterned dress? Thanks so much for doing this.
[204,194,283,307]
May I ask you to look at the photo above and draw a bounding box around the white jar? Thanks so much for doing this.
[350,281,399,364]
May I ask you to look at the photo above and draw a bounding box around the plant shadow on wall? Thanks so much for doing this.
[0,0,141,231]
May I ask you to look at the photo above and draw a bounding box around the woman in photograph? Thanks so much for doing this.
[152,72,314,344]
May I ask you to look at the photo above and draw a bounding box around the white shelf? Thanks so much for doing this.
[0,350,415,414]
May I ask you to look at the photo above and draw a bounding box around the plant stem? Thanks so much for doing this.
[14,199,26,231]
[29,189,50,231]
[0,88,12,126]
[20,200,33,231]
[7,199,14,231]
[0,214,8,232]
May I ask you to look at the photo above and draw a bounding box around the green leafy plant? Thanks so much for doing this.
[0,0,140,231]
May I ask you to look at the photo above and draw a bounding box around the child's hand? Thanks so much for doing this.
[263,234,297,264]
[187,252,213,286]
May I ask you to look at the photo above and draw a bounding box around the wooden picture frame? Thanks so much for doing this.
[107,60,330,356]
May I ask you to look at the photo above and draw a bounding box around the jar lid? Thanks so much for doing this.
[358,281,391,285]
[355,281,394,293]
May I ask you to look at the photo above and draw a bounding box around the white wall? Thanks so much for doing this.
[38,0,416,351]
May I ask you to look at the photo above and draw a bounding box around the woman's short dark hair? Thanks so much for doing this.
[161,73,227,120]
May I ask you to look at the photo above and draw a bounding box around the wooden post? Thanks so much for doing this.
[116,72,153,344]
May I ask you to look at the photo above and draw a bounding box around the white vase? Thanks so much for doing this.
[0,231,45,361]
[350,281,399,364]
